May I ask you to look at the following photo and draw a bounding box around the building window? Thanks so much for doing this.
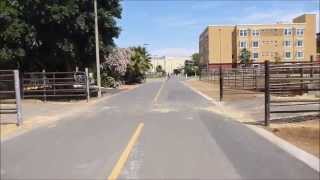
[239,29,248,37]
[296,40,303,47]
[252,41,259,48]
[296,51,304,59]
[252,30,260,36]
[296,28,304,36]
[284,28,292,36]
[239,41,247,48]
[285,52,291,59]
[253,52,259,59]
[283,40,291,47]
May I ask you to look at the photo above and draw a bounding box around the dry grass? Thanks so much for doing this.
[268,115,320,157]
[186,80,263,101]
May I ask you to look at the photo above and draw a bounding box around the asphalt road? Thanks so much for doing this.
[1,77,319,179]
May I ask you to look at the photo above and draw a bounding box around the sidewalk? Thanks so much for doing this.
[185,79,319,157]
[0,84,139,140]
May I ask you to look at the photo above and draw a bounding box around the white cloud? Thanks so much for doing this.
[151,48,196,57]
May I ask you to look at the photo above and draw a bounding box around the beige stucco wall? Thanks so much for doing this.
[208,26,234,64]
[150,56,188,73]
[293,14,317,61]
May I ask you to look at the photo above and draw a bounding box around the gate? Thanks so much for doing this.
[264,61,320,125]
[22,69,90,101]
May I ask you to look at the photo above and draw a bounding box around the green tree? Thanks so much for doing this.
[155,65,165,76]
[0,0,122,71]
[184,60,196,76]
[239,48,251,65]
[125,46,152,83]
[191,53,200,75]
[156,65,163,73]
[191,53,199,67]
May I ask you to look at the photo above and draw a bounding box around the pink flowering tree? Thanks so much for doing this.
[101,48,132,87]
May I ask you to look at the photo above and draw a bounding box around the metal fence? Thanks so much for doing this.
[200,61,320,126]
[200,66,265,101]
[0,70,22,125]
[22,68,90,102]
[264,61,320,125]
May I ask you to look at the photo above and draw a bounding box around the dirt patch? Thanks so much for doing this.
[268,115,320,157]
[185,80,263,102]
[186,80,219,99]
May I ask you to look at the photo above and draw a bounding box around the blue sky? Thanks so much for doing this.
[115,0,319,57]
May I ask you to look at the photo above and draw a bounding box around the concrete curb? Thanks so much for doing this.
[1,84,142,143]
[181,80,320,172]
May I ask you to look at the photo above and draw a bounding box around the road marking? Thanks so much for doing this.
[108,123,144,180]
[153,80,165,104]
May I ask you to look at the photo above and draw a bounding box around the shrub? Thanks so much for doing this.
[101,74,120,88]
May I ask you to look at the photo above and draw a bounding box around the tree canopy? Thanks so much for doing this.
[239,48,251,65]
[191,53,199,67]
[0,0,122,71]
[102,48,131,80]
[125,46,152,84]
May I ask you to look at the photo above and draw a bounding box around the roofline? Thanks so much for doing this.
[236,22,307,26]
[206,22,306,27]
[207,25,235,27]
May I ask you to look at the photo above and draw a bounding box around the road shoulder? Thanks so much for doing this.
[182,79,320,172]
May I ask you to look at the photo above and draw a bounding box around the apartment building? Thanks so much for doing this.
[199,14,317,68]
[150,56,188,73]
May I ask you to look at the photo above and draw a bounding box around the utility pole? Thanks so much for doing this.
[94,0,101,97]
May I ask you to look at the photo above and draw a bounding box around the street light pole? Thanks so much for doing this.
[94,0,101,97]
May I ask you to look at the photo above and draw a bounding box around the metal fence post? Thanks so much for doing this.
[85,68,90,102]
[264,61,270,126]
[42,69,46,102]
[235,71,237,88]
[242,69,245,88]
[254,68,257,90]
[310,56,313,78]
[14,70,22,126]
[300,64,303,93]
[219,66,223,101]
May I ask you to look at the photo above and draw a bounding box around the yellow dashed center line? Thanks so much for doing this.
[153,81,165,104]
[108,123,144,180]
